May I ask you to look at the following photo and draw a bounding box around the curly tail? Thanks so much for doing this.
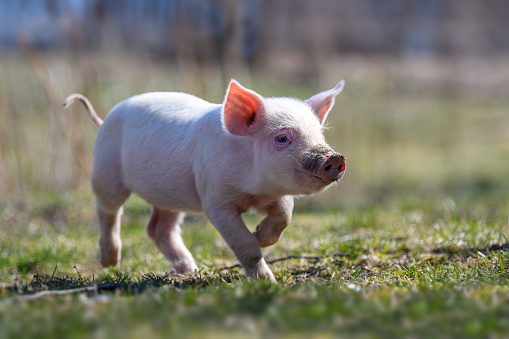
[63,94,103,127]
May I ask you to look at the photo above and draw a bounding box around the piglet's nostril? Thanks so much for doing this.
[318,153,346,181]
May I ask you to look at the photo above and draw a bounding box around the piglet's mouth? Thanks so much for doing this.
[301,167,345,186]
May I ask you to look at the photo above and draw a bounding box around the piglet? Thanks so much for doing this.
[64,79,346,282]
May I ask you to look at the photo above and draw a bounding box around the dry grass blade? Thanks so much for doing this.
[217,252,351,271]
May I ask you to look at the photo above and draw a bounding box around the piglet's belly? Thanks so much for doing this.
[122,166,203,212]
[131,183,203,212]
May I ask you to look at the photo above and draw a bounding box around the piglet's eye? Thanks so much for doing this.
[276,135,288,143]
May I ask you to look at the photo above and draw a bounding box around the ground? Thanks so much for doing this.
[1,54,509,337]
[1,191,508,338]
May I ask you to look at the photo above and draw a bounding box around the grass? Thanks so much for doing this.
[1,191,508,337]
[1,52,509,337]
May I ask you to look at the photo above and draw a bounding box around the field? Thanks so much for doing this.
[1,52,509,337]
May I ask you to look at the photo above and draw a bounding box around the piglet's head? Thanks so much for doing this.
[223,79,346,195]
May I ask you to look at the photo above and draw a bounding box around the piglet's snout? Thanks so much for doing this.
[318,153,345,181]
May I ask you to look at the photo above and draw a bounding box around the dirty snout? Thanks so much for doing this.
[302,147,346,184]
[318,152,346,181]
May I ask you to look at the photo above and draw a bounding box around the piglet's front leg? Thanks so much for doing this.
[253,196,294,248]
[205,206,276,282]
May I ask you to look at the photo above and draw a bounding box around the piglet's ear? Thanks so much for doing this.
[306,80,345,125]
[223,79,264,136]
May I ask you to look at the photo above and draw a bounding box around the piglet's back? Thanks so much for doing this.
[95,92,222,211]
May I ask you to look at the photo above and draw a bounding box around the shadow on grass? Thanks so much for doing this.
[3,243,508,302]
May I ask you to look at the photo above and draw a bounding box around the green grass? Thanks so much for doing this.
[1,52,509,337]
[1,191,508,338]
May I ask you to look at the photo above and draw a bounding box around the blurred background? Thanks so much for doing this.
[0,0,508,209]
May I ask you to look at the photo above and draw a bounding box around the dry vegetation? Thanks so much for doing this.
[1,51,509,205]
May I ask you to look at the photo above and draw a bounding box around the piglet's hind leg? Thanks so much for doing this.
[146,207,198,275]
[97,204,125,267]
